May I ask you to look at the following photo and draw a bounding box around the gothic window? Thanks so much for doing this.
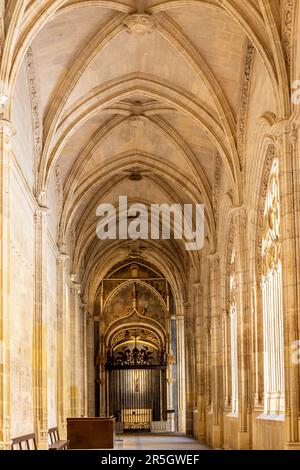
[261,159,285,414]
[230,248,238,415]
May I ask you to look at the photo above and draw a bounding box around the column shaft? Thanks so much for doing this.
[0,119,15,449]
[33,206,49,449]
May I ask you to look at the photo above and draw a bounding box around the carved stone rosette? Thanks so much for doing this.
[123,14,157,35]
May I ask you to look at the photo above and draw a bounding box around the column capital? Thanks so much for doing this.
[222,308,229,320]
[207,252,220,270]
[176,314,184,321]
[271,119,298,144]
[58,243,69,260]
[35,204,51,217]
[207,251,219,261]
[71,281,81,294]
[192,281,202,290]
[291,105,300,127]
[0,118,15,137]
[229,204,246,217]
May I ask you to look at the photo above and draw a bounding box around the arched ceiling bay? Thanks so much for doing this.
[6,0,288,301]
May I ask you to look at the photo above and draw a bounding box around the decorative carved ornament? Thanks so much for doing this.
[212,153,222,224]
[261,159,280,276]
[55,164,63,240]
[229,248,237,310]
[281,0,295,64]
[225,221,235,312]
[256,144,276,277]
[238,41,255,169]
[128,115,148,128]
[25,47,42,174]
[123,14,157,35]
[103,278,167,313]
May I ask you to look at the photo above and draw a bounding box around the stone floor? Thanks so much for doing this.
[115,433,210,450]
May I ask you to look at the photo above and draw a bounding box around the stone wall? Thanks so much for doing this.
[10,159,35,437]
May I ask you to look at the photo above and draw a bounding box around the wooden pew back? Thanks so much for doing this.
[11,433,37,450]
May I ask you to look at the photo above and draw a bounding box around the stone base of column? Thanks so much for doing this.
[193,409,199,439]
[192,410,206,442]
[37,433,49,450]
[0,440,11,450]
[198,419,206,442]
[58,423,67,440]
[284,442,300,450]
[177,410,186,434]
[238,431,251,450]
[167,414,175,433]
[212,424,222,449]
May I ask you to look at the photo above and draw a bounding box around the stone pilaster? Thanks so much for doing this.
[176,313,186,433]
[273,120,300,449]
[56,246,69,439]
[222,309,231,410]
[69,279,81,417]
[99,284,106,417]
[0,119,15,449]
[184,301,193,435]
[193,282,206,441]
[166,292,175,432]
[232,207,251,449]
[87,314,95,417]
[33,204,50,449]
[80,307,88,417]
[250,282,263,409]
[209,254,223,448]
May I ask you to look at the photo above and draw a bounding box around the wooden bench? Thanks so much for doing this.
[48,427,70,450]
[11,433,37,450]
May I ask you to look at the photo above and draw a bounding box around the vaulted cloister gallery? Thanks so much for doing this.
[1,0,300,452]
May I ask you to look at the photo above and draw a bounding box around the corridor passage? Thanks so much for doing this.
[115,434,210,450]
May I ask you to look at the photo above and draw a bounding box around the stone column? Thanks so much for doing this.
[33,204,50,449]
[232,207,251,449]
[56,246,69,439]
[166,284,175,432]
[203,272,211,412]
[176,312,186,433]
[250,282,263,409]
[209,254,223,448]
[166,314,175,432]
[80,307,88,416]
[99,284,106,417]
[87,315,95,417]
[0,119,15,449]
[273,119,300,449]
[69,279,81,417]
[184,301,193,435]
[193,282,206,440]
[222,309,231,410]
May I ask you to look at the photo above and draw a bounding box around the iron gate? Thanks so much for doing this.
[108,367,166,431]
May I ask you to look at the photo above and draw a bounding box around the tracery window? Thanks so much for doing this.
[261,159,285,414]
[229,248,238,415]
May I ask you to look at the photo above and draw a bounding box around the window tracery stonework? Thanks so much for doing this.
[262,159,280,277]
[256,144,276,277]
[229,247,238,415]
[261,158,285,414]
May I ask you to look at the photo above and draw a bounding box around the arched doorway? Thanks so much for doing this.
[106,323,167,432]
[95,262,178,433]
